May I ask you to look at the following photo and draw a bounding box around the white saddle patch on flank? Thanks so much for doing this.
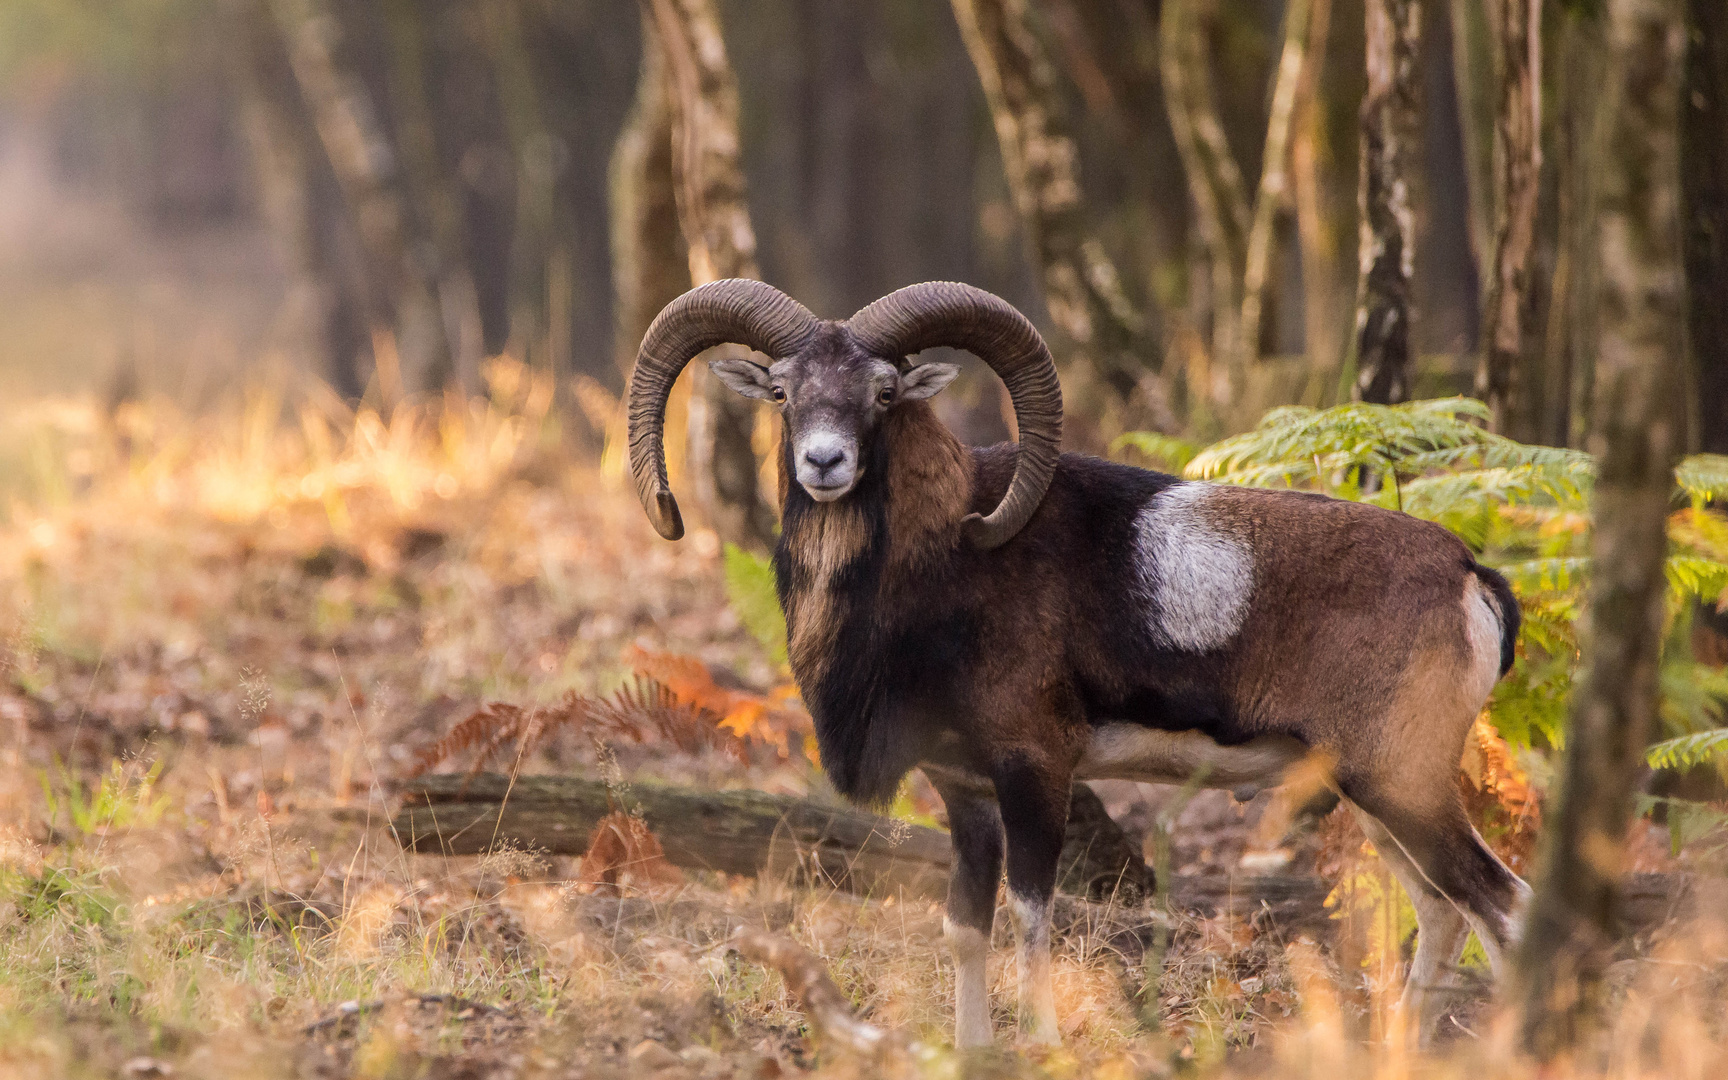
[1133,483,1253,652]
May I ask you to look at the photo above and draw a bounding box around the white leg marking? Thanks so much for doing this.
[1133,484,1254,652]
[1007,891,1059,1045]
[943,917,993,1048]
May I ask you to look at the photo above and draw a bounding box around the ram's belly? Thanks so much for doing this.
[1075,723,1307,791]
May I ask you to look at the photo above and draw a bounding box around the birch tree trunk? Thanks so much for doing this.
[1475,0,1543,436]
[644,0,777,550]
[1352,0,1422,405]
[1513,0,1686,1057]
[1160,0,1251,405]
[950,0,1153,408]
[610,14,689,383]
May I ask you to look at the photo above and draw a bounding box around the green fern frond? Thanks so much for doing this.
[1498,557,1592,595]
[1399,396,1495,422]
[1396,440,1592,477]
[1666,556,1728,604]
[1660,657,1728,737]
[723,543,787,667]
[1111,431,1201,473]
[1200,460,1320,489]
[1488,651,1575,749]
[1676,454,1728,502]
[1646,728,1728,770]
[1185,397,1494,482]
[1485,555,1728,610]
[1514,595,1581,657]
[1394,463,1594,526]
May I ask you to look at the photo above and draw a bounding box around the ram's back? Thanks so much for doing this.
[969,447,1490,746]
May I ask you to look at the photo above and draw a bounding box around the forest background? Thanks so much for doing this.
[1,0,1727,1078]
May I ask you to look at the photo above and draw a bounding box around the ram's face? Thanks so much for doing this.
[709,330,957,502]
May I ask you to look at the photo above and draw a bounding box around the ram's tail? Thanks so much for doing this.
[1471,563,1521,676]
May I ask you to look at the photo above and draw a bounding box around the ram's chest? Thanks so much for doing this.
[780,504,871,687]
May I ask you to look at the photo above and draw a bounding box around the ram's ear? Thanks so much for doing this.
[708,358,776,400]
[899,362,961,401]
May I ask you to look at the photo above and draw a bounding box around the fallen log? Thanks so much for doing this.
[390,773,1702,937]
[391,772,1156,901]
[391,772,1320,916]
[392,772,955,898]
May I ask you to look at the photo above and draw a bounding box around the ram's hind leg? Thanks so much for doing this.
[1346,778,1531,1043]
[1354,809,1469,1042]
[929,771,1004,1048]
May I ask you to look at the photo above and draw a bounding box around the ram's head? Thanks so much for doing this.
[626,280,1063,550]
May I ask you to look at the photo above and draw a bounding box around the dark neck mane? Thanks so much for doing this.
[773,403,973,803]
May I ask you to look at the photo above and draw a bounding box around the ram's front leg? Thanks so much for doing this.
[930,771,1005,1048]
[993,754,1070,1045]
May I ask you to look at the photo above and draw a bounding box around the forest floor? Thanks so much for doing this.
[2,380,1727,1080]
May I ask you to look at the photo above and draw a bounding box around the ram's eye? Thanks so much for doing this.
[877,386,896,406]
[770,386,786,403]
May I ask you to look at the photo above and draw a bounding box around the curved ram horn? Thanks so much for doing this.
[628,279,819,540]
[848,282,1062,550]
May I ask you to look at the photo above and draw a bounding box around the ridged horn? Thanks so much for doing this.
[848,282,1062,550]
[628,279,819,539]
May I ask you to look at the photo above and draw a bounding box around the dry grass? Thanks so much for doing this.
[1,374,1727,1079]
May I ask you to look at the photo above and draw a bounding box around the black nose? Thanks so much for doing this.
[804,447,845,472]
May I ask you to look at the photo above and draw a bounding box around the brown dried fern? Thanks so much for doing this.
[410,677,743,777]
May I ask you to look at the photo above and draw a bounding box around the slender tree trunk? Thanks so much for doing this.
[498,2,638,386]
[1680,0,1728,661]
[1513,0,1686,1058]
[805,1,885,318]
[269,0,452,401]
[1352,0,1422,405]
[1241,0,1319,369]
[1681,0,1728,456]
[1546,5,1608,449]
[420,0,518,364]
[377,0,481,393]
[1293,0,1344,389]
[610,12,690,384]
[949,0,1153,409]
[234,0,372,399]
[1475,0,1543,436]
[1160,0,1251,405]
[478,0,549,366]
[1450,0,1496,273]
[645,0,777,550]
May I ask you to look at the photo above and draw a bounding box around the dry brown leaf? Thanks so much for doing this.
[573,811,683,896]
